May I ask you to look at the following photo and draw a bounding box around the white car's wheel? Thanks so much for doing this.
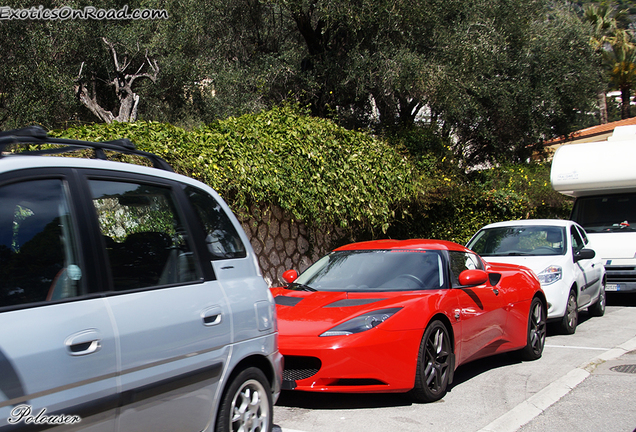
[559,289,578,335]
[588,279,606,317]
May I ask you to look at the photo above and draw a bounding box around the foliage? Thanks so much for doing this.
[583,2,636,119]
[50,107,572,244]
[384,127,573,244]
[52,104,415,234]
[1,0,607,167]
[434,2,602,165]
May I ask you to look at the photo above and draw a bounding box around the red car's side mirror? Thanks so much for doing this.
[458,269,488,286]
[282,269,298,284]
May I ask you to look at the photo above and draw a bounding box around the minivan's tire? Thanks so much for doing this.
[517,297,547,361]
[410,320,453,403]
[559,289,578,335]
[588,281,606,317]
[216,367,273,432]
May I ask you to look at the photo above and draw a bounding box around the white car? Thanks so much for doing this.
[467,219,606,334]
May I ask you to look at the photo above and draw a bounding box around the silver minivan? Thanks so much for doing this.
[0,127,282,431]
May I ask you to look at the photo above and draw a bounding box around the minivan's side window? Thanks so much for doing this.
[88,180,200,291]
[0,179,81,307]
[185,186,246,260]
[448,251,484,288]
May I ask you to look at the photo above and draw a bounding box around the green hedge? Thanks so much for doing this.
[52,105,415,234]
[51,106,572,244]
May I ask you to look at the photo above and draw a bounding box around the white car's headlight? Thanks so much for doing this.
[537,265,562,285]
[320,308,402,337]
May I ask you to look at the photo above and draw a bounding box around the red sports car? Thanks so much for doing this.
[271,239,547,402]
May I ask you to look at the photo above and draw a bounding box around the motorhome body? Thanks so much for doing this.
[551,125,636,293]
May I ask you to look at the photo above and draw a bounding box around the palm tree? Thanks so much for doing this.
[585,4,618,49]
[583,4,634,121]
[606,29,636,119]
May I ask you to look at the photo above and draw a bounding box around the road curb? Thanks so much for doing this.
[477,335,636,432]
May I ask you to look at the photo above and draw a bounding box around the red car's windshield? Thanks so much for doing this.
[291,249,446,292]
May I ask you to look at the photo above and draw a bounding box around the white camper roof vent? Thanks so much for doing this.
[607,125,636,141]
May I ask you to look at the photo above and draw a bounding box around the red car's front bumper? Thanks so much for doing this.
[280,327,424,393]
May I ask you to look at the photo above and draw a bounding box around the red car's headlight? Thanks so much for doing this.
[319,308,402,337]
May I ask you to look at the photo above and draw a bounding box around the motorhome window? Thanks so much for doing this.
[571,193,636,233]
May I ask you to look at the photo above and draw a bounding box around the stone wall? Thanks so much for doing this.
[237,204,344,287]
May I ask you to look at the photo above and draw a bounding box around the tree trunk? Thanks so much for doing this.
[598,91,608,124]
[75,39,158,123]
[621,87,631,119]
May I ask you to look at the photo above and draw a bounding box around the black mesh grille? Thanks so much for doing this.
[283,355,321,381]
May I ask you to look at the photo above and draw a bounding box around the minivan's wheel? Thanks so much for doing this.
[559,289,578,335]
[588,280,606,317]
[410,320,453,403]
[216,367,273,432]
[518,297,547,361]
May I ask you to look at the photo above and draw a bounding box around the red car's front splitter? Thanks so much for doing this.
[280,327,424,393]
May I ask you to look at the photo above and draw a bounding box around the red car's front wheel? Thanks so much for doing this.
[410,320,453,403]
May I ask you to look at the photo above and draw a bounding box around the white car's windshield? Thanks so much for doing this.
[291,250,446,292]
[468,226,566,257]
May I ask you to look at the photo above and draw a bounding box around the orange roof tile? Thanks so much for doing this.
[545,117,636,145]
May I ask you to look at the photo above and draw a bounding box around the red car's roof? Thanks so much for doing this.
[334,239,472,253]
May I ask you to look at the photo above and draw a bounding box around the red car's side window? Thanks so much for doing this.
[448,251,484,287]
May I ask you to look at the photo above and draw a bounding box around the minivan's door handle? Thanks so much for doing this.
[493,288,499,296]
[202,306,223,326]
[65,329,102,356]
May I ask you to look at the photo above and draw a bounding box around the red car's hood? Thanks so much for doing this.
[270,287,422,336]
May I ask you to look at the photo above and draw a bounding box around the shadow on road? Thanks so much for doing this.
[276,389,413,409]
[607,292,636,307]
[448,351,520,392]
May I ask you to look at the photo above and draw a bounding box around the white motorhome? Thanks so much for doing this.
[551,125,636,293]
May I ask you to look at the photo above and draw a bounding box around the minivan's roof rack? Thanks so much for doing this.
[0,125,173,172]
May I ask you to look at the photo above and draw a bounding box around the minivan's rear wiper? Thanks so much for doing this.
[288,282,317,292]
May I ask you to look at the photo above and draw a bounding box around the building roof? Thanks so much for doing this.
[545,117,636,146]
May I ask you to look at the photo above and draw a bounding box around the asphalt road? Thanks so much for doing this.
[273,293,636,432]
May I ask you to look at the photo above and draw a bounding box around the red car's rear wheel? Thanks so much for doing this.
[518,297,547,361]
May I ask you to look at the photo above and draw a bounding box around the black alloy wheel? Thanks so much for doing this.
[410,320,453,403]
[518,297,547,361]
